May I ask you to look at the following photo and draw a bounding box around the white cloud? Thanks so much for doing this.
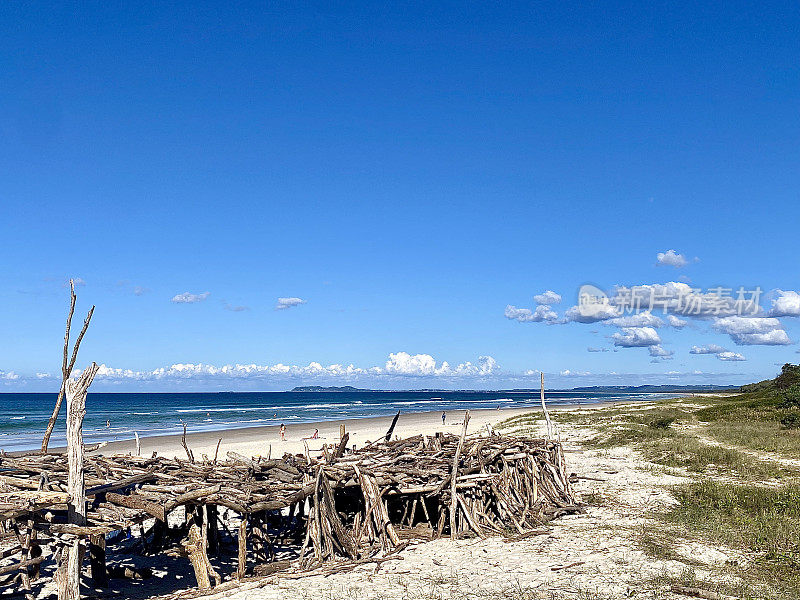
[607,311,665,328]
[275,297,306,310]
[505,304,558,323]
[769,290,800,317]
[717,351,746,361]
[607,282,756,318]
[6,361,751,390]
[612,327,661,348]
[656,249,688,268]
[559,369,591,376]
[667,315,688,328]
[385,352,437,375]
[82,352,502,384]
[587,347,608,352]
[563,303,620,323]
[648,345,674,359]
[533,290,562,305]
[172,291,210,304]
[133,286,149,296]
[35,372,52,379]
[689,344,728,355]
[71,277,87,287]
[384,352,499,377]
[712,316,791,346]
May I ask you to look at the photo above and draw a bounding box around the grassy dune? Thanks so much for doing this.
[496,364,800,599]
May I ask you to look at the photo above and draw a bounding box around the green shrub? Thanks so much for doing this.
[776,363,800,390]
[781,385,800,409]
[780,413,800,429]
[648,417,675,430]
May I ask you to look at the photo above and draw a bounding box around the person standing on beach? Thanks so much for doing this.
[442,411,446,425]
[280,423,286,441]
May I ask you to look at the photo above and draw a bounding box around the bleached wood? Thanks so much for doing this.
[57,362,99,600]
[449,410,470,539]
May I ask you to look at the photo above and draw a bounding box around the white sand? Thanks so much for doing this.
[215,409,746,600]
[99,406,538,461]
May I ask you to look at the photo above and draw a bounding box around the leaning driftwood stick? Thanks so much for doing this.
[540,372,553,438]
[449,410,470,539]
[181,423,195,463]
[42,280,95,453]
[57,361,99,600]
[134,431,141,456]
[213,438,222,465]
[334,432,350,459]
[384,410,401,442]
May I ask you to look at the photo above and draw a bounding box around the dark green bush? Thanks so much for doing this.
[776,364,800,390]
[649,417,675,430]
[780,385,800,409]
[779,413,800,429]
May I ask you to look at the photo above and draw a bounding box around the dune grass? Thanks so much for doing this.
[661,480,800,599]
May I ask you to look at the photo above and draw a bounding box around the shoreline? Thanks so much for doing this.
[97,406,537,459]
[96,399,666,460]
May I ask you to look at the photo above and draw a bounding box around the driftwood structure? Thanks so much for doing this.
[1,283,579,598]
[0,425,578,597]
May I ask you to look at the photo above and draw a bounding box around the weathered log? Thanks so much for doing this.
[0,556,45,577]
[106,491,166,521]
[57,361,98,600]
[182,506,211,590]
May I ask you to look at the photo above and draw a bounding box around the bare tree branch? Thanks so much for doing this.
[42,280,94,453]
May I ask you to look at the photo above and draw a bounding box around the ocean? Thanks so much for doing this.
[0,389,679,452]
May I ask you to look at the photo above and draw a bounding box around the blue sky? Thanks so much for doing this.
[1,1,799,391]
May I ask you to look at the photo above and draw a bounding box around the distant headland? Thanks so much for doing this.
[290,385,373,392]
[288,384,737,393]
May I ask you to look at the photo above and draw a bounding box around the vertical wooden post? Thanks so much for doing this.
[89,534,107,588]
[237,515,247,579]
[58,362,99,600]
[206,505,219,554]
[449,410,470,539]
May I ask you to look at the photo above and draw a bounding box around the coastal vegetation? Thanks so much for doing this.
[498,363,800,600]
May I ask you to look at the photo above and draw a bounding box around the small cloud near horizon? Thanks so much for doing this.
[275,297,307,310]
[171,291,210,304]
[224,302,249,312]
[63,277,86,287]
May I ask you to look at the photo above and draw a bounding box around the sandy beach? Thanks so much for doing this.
[98,406,542,461]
